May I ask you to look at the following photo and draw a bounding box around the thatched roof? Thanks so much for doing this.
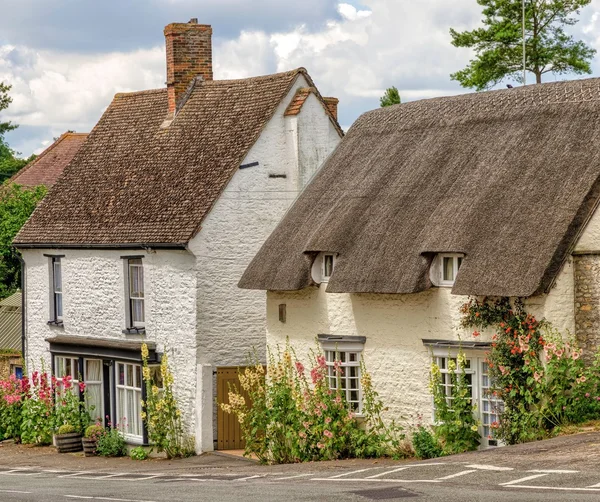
[15,68,339,247]
[240,78,600,297]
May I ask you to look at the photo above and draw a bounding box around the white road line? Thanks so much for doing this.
[115,475,160,482]
[528,469,579,474]
[366,467,410,479]
[311,477,441,484]
[236,474,263,481]
[64,496,157,502]
[328,467,383,479]
[59,471,90,478]
[500,473,549,486]
[588,482,600,488]
[0,469,39,475]
[436,470,477,480]
[0,489,33,494]
[466,464,514,471]
[274,473,314,480]
[508,485,600,492]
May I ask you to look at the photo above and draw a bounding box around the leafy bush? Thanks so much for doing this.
[141,344,194,459]
[96,427,126,457]
[220,343,405,464]
[84,424,105,440]
[57,424,76,435]
[430,351,480,454]
[20,372,54,445]
[130,446,149,461]
[412,426,443,459]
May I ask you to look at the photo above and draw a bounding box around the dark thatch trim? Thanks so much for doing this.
[240,77,600,297]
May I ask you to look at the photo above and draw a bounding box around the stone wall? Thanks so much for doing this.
[0,354,21,380]
[574,254,600,361]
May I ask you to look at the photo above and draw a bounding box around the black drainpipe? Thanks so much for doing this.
[17,254,25,365]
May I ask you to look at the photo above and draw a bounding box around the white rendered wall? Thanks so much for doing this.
[21,248,198,433]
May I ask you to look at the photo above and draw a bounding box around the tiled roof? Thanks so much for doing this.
[15,68,338,246]
[0,291,21,351]
[10,133,88,188]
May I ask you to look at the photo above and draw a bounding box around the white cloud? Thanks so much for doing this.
[337,3,372,21]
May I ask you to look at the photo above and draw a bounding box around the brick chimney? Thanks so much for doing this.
[323,97,339,121]
[164,19,213,114]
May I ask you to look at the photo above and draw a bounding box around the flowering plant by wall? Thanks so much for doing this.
[141,344,194,458]
[221,342,406,464]
[462,297,600,444]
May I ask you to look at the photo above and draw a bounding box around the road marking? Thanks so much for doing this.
[0,489,33,494]
[588,482,600,488]
[436,470,477,480]
[236,474,263,481]
[499,474,549,486]
[528,469,579,474]
[64,496,157,502]
[507,485,600,492]
[328,467,383,479]
[274,473,314,480]
[466,464,514,471]
[311,477,441,484]
[366,467,410,479]
[0,469,39,475]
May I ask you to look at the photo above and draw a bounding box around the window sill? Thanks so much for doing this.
[47,320,64,328]
[122,328,146,335]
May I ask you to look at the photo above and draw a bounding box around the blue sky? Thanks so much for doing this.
[2,0,600,156]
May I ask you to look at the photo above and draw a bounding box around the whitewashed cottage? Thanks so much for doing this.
[14,19,342,453]
[240,79,600,448]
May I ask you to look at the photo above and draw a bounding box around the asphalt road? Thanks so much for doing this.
[2,432,600,501]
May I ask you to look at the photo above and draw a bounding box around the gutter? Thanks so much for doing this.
[13,243,187,250]
[17,254,25,365]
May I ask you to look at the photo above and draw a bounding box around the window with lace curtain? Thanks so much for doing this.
[123,257,145,331]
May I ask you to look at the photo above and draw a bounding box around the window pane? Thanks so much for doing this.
[323,255,334,277]
[443,257,453,281]
[126,365,133,387]
[131,299,145,324]
[55,292,63,318]
[118,364,125,386]
[53,261,62,292]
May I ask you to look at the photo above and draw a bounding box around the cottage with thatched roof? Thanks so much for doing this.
[240,77,600,448]
[13,19,342,453]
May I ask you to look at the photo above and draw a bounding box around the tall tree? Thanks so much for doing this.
[450,0,596,90]
[0,184,47,299]
[380,86,401,107]
[0,82,32,181]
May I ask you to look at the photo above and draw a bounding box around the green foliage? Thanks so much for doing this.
[53,376,91,435]
[130,446,149,461]
[450,0,596,90]
[96,427,127,457]
[0,82,32,181]
[221,342,406,464]
[141,344,193,459]
[430,351,481,454]
[0,183,47,299]
[379,86,401,107]
[84,424,104,439]
[0,82,16,140]
[57,424,76,435]
[461,297,600,444]
[412,426,443,459]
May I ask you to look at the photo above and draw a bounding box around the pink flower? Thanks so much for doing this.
[472,330,480,338]
[586,393,591,398]
[323,430,333,438]
[317,442,325,449]
[79,382,86,393]
[325,417,332,424]
[299,432,307,439]
[295,361,305,375]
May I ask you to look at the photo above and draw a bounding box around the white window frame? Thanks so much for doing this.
[84,358,104,424]
[54,355,81,399]
[319,340,364,414]
[311,252,337,284]
[322,254,335,281]
[115,362,143,443]
[125,258,145,329]
[49,256,63,322]
[430,253,464,287]
[431,349,504,449]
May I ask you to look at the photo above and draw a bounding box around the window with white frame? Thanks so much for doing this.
[432,350,504,448]
[50,256,63,323]
[116,362,143,441]
[323,254,335,281]
[126,258,145,329]
[84,359,104,423]
[430,253,464,287]
[54,355,80,398]
[311,253,337,283]
[319,336,365,413]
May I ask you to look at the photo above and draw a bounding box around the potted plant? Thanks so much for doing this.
[82,424,104,457]
[54,424,83,453]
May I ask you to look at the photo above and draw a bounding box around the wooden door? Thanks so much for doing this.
[216,367,249,450]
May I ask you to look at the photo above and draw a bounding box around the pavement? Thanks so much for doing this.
[0,432,600,501]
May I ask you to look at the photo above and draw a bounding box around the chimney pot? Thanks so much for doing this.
[323,97,339,121]
[164,20,213,114]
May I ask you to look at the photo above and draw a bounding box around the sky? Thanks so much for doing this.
[2,0,600,157]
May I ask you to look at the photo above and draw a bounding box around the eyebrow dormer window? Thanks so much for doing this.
[431,253,464,287]
[311,252,337,284]
[323,254,335,280]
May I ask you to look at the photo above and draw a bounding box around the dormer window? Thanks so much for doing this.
[431,253,464,287]
[311,252,337,284]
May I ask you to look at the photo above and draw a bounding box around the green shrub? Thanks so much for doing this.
[96,427,127,457]
[412,426,443,459]
[130,446,149,461]
[84,424,105,439]
[57,424,76,435]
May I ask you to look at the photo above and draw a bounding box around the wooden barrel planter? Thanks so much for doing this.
[82,438,97,457]
[55,432,83,453]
